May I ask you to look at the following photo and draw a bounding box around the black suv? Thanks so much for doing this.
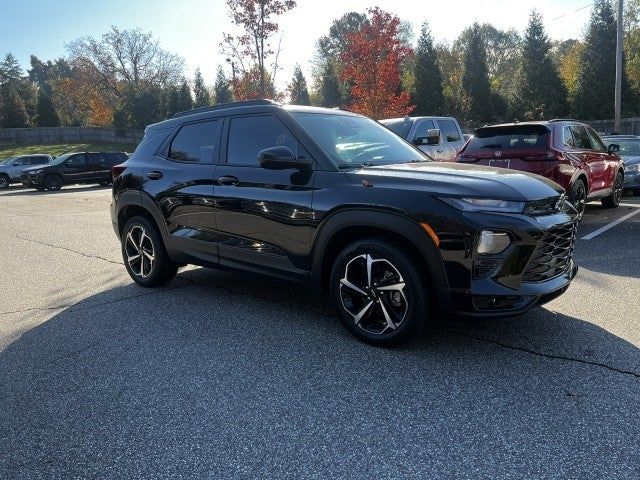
[111,100,578,345]
[21,151,128,191]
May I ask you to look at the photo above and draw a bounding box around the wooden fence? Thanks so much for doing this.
[0,127,144,146]
[590,118,640,135]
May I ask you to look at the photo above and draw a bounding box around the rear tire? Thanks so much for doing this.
[601,171,624,208]
[569,179,587,219]
[0,174,9,189]
[121,216,178,287]
[44,174,63,191]
[330,237,429,346]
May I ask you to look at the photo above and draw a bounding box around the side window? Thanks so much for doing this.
[570,126,592,149]
[86,153,103,165]
[412,119,436,140]
[13,157,24,166]
[227,115,297,166]
[31,156,48,165]
[102,152,125,165]
[563,126,575,147]
[437,119,462,142]
[68,154,86,165]
[168,120,220,163]
[586,127,607,152]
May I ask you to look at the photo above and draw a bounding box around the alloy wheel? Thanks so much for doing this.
[613,173,623,205]
[124,225,156,278]
[572,182,586,219]
[339,253,408,335]
[0,176,8,189]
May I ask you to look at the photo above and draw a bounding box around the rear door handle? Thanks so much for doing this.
[216,175,240,186]
[147,171,163,180]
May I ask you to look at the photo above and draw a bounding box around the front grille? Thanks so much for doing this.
[523,222,577,282]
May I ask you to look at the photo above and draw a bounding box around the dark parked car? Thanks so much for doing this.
[21,151,128,191]
[111,100,579,346]
[0,154,52,189]
[602,135,640,194]
[456,120,624,216]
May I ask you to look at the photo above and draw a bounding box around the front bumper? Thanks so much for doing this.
[623,169,640,189]
[434,208,579,317]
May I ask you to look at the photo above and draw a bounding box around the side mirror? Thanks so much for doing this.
[12,160,21,166]
[259,146,300,170]
[608,143,620,154]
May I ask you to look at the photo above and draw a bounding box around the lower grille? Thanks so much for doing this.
[523,222,577,282]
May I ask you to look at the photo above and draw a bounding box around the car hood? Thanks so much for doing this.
[21,165,49,173]
[621,155,640,165]
[345,162,563,201]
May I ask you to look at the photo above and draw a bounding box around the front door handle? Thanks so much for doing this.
[216,175,240,186]
[147,171,163,180]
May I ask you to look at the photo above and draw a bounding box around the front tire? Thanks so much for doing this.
[601,171,624,208]
[0,175,9,189]
[330,238,429,346]
[121,216,178,287]
[569,179,587,219]
[44,174,63,191]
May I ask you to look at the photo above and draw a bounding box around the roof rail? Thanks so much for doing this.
[172,99,280,119]
[549,118,579,122]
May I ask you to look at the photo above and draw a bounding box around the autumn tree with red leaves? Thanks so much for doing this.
[221,0,296,99]
[340,7,415,119]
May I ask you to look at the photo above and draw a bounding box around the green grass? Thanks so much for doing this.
[0,143,136,160]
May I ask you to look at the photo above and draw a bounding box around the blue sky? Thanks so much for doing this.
[0,0,593,89]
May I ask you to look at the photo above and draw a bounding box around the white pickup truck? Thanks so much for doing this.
[380,116,466,162]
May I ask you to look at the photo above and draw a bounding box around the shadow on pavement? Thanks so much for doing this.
[1,267,639,478]
[0,184,111,197]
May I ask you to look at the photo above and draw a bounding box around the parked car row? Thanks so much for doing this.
[0,151,129,191]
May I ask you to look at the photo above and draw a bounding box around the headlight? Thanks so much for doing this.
[624,164,640,173]
[28,169,43,175]
[439,197,525,213]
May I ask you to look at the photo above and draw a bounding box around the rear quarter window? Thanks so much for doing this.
[468,125,549,151]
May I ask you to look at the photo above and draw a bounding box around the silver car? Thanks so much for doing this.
[602,135,640,194]
[0,154,52,189]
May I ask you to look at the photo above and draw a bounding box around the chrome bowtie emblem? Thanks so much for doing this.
[495,151,502,158]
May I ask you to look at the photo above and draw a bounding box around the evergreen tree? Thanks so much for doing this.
[461,23,494,124]
[193,68,210,107]
[412,22,444,115]
[0,84,29,127]
[516,10,569,119]
[213,67,233,104]
[288,65,310,105]
[163,85,181,117]
[316,62,343,107]
[178,80,193,111]
[35,90,59,126]
[0,53,23,84]
[574,0,634,119]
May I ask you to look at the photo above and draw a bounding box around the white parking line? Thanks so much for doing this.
[581,207,640,240]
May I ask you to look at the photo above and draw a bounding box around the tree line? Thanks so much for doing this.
[0,0,638,132]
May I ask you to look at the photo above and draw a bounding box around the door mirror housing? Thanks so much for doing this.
[259,146,304,170]
[608,143,620,154]
[413,129,441,146]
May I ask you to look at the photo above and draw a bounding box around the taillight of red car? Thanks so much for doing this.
[112,163,127,180]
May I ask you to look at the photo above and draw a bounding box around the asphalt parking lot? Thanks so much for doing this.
[1,185,639,479]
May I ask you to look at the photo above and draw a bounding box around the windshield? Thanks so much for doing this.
[468,125,549,151]
[292,113,429,167]
[52,153,74,165]
[605,139,640,156]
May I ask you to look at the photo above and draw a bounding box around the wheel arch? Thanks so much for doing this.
[311,208,450,312]
[115,190,167,239]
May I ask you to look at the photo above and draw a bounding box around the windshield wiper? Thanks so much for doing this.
[478,144,502,149]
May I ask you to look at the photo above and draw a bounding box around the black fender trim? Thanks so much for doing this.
[310,208,451,312]
[113,190,168,240]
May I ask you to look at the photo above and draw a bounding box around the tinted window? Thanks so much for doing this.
[12,157,25,166]
[67,154,86,165]
[467,125,549,151]
[382,119,413,139]
[570,126,592,149]
[30,156,49,165]
[103,152,126,165]
[169,120,219,163]
[563,126,575,147]
[586,128,606,152]
[438,119,461,142]
[413,119,436,140]
[227,115,297,166]
[86,153,103,164]
[292,113,427,167]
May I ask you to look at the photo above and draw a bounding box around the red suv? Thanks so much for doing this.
[456,120,624,214]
